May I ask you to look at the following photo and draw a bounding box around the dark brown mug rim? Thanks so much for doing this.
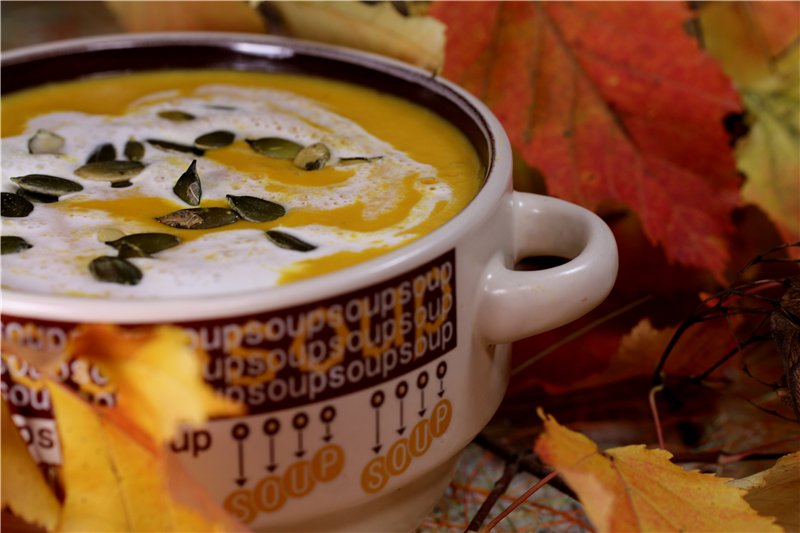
[1,32,494,177]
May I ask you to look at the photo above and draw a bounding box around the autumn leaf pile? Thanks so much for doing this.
[3,1,799,531]
[257,1,800,530]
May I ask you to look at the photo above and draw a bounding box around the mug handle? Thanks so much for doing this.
[478,191,618,344]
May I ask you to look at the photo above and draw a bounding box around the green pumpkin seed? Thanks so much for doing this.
[75,161,145,183]
[147,139,205,156]
[111,180,134,189]
[106,233,181,255]
[116,241,149,259]
[194,130,235,150]
[86,143,117,163]
[246,137,303,159]
[1,236,33,255]
[294,142,331,171]
[11,174,84,196]
[158,110,196,121]
[2,193,34,217]
[339,156,383,165]
[173,160,202,206]
[89,256,142,285]
[16,189,59,204]
[124,140,145,161]
[226,195,286,222]
[265,230,317,252]
[27,129,65,154]
[156,207,239,230]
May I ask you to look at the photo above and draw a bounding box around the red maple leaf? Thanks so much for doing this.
[430,1,743,278]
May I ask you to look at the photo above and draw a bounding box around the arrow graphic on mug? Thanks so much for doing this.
[231,422,250,487]
[373,408,382,454]
[295,429,306,458]
[397,398,406,435]
[266,435,278,473]
[323,422,334,442]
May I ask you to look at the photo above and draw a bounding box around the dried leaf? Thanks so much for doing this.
[46,381,244,532]
[107,0,266,33]
[66,324,243,443]
[700,2,800,250]
[260,1,445,72]
[534,409,782,532]
[1,400,60,530]
[431,1,742,278]
[729,452,800,531]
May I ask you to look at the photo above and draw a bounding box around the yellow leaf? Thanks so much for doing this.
[729,452,800,531]
[258,1,445,72]
[534,409,782,532]
[47,381,241,532]
[700,3,800,248]
[1,400,60,530]
[67,324,243,443]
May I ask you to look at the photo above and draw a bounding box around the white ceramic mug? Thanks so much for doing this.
[1,34,618,532]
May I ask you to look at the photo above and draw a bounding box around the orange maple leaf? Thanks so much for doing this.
[431,1,743,279]
[534,409,782,532]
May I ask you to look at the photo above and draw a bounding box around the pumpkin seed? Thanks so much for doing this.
[124,140,145,161]
[1,236,33,255]
[106,233,181,255]
[226,195,286,222]
[194,130,235,150]
[173,160,202,206]
[97,227,125,243]
[294,142,331,171]
[116,241,149,259]
[89,256,142,285]
[147,139,205,156]
[156,207,239,230]
[75,161,145,182]
[27,129,65,154]
[265,230,317,252]
[339,156,383,165]
[86,143,117,163]
[111,180,134,189]
[11,174,84,197]
[2,192,34,217]
[246,137,303,159]
[158,110,196,121]
[16,189,59,204]
[206,104,237,111]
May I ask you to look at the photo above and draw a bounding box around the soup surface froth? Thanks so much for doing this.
[0,70,481,299]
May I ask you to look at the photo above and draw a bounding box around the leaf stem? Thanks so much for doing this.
[649,384,665,449]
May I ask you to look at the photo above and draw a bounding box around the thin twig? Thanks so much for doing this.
[465,458,521,531]
[483,470,559,532]
[474,433,577,499]
[513,295,653,376]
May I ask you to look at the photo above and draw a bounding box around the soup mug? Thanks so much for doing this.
[1,34,618,532]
